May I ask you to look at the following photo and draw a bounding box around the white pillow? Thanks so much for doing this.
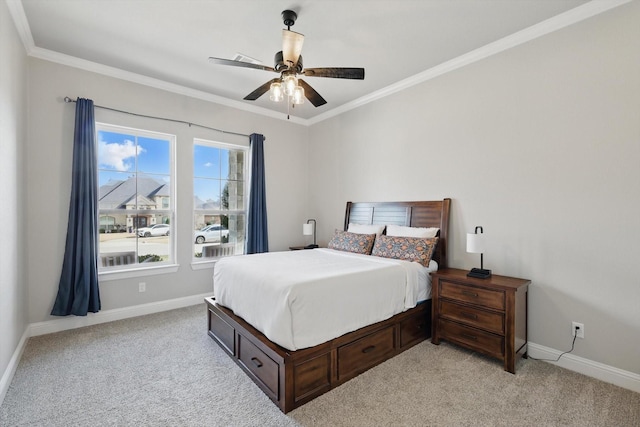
[347,223,385,236]
[386,224,439,238]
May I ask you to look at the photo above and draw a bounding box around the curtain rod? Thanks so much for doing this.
[63,96,251,139]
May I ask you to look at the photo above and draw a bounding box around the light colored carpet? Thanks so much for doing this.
[1,304,638,426]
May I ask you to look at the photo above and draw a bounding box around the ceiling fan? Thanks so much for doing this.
[208,10,365,108]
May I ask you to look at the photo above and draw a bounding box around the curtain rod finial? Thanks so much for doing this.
[64,97,73,103]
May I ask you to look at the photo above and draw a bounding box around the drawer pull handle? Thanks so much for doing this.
[462,290,478,297]
[251,357,263,368]
[461,333,478,341]
[362,345,376,354]
[462,312,478,320]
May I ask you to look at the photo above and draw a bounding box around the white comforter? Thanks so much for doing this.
[213,248,435,351]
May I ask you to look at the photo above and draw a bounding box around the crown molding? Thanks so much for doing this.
[6,0,307,125]
[307,0,632,125]
[5,0,34,52]
[7,0,631,127]
[28,46,308,126]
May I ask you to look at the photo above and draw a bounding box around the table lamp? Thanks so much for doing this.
[467,226,491,279]
[303,219,318,249]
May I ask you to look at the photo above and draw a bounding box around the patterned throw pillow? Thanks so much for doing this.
[371,235,439,267]
[327,230,376,255]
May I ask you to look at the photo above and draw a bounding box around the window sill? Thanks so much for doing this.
[190,260,218,270]
[99,264,180,281]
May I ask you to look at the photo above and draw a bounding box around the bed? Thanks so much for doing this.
[205,199,451,412]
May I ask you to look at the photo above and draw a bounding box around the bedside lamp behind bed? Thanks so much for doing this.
[303,219,318,249]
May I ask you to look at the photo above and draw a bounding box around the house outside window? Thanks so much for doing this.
[97,123,176,271]
[193,139,247,261]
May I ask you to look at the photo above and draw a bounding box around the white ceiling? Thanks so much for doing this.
[10,0,624,123]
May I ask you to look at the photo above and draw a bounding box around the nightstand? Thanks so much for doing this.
[289,246,318,250]
[430,268,530,373]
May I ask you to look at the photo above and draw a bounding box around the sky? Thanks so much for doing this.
[193,144,229,179]
[98,129,170,186]
[193,143,231,203]
[97,130,244,205]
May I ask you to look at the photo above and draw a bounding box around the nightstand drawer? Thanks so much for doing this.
[440,281,505,310]
[431,269,530,373]
[439,300,504,334]
[440,319,504,359]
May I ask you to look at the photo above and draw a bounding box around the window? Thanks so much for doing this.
[193,139,247,261]
[97,123,175,271]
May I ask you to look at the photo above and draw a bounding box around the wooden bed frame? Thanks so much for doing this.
[205,199,451,412]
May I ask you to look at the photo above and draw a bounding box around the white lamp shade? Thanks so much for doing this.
[303,223,314,236]
[466,232,486,254]
[282,29,304,66]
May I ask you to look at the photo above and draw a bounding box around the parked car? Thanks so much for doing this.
[138,224,170,237]
[194,224,229,244]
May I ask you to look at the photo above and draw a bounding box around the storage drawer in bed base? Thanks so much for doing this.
[205,297,431,413]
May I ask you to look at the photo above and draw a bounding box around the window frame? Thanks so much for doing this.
[96,122,178,280]
[192,138,249,268]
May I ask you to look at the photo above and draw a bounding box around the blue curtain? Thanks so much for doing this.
[51,98,101,316]
[246,133,269,254]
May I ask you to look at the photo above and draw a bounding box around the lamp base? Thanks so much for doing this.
[467,268,492,279]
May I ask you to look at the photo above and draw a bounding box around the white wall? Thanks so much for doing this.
[0,0,28,399]
[25,59,309,324]
[308,3,640,374]
[8,0,639,388]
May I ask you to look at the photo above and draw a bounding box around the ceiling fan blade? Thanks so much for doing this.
[303,67,365,80]
[208,57,276,73]
[298,79,327,107]
[243,78,281,101]
[282,30,304,67]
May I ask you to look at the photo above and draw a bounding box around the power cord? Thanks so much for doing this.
[528,326,579,362]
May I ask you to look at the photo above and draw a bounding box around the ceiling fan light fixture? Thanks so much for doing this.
[208,9,365,114]
[292,85,305,105]
[282,29,304,66]
[269,82,283,102]
[283,74,298,96]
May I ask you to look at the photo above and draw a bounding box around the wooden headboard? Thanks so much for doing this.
[344,199,452,268]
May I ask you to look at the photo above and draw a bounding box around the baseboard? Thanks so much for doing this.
[28,293,212,337]
[5,311,637,408]
[528,342,640,394]
[0,329,30,407]
[0,293,211,405]
[1,293,213,407]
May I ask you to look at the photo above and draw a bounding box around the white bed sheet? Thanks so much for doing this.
[213,248,436,351]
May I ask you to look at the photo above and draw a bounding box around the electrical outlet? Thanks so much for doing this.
[138,282,146,293]
[572,321,584,339]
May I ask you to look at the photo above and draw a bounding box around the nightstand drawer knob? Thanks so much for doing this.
[251,357,263,368]
[462,312,478,320]
[462,290,478,297]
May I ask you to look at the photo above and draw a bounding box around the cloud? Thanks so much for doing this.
[204,162,213,167]
[98,139,145,171]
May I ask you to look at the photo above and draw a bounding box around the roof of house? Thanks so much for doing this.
[99,175,167,209]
